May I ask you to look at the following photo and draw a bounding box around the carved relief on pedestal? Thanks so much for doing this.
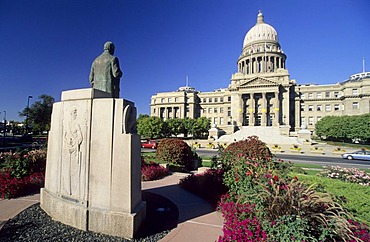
[61,105,86,200]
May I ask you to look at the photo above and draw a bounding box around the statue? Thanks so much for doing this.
[89,41,123,98]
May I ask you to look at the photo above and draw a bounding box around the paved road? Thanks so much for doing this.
[193,149,370,169]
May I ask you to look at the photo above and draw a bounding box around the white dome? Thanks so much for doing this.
[243,11,278,47]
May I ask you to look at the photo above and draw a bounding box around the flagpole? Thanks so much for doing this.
[363,57,365,73]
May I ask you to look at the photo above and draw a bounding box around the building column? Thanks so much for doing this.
[274,91,280,126]
[261,92,267,126]
[249,93,255,126]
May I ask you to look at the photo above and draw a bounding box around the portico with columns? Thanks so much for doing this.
[228,10,295,130]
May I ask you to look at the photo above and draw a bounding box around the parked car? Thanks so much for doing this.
[341,150,370,161]
[141,140,158,149]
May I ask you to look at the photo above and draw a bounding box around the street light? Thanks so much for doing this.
[3,110,6,144]
[26,95,33,135]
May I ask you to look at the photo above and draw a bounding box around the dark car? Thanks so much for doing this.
[341,150,370,161]
[141,140,158,149]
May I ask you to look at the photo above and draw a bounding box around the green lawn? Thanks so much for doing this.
[291,172,370,226]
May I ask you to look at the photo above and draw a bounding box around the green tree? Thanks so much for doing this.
[137,116,164,139]
[166,118,185,137]
[315,114,370,143]
[19,94,55,134]
[193,117,210,138]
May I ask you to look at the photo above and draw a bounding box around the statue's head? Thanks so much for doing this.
[104,41,115,55]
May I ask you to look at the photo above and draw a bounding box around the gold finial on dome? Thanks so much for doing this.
[257,10,264,24]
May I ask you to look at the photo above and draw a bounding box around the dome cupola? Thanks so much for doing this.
[243,11,278,47]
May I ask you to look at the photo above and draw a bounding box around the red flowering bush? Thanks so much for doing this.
[0,149,46,199]
[349,219,370,242]
[141,158,169,181]
[218,194,267,242]
[218,136,272,172]
[179,169,228,206]
[156,138,197,169]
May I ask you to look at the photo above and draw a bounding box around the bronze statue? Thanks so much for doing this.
[89,41,123,97]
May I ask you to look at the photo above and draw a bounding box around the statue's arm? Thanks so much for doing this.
[112,57,123,79]
[89,64,94,86]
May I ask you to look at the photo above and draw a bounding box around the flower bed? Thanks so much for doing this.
[141,157,169,181]
[319,166,370,186]
[0,149,46,199]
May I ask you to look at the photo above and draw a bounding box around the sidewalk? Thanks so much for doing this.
[0,173,223,241]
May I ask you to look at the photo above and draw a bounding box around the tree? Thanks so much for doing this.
[193,117,210,138]
[315,114,370,144]
[166,118,185,137]
[19,94,55,134]
[137,116,164,139]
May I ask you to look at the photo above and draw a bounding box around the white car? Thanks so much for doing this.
[341,150,370,161]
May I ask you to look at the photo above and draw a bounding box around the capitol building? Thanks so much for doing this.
[150,11,370,136]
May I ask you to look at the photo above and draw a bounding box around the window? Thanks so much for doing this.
[308,105,313,111]
[334,92,339,98]
[334,104,340,111]
[325,92,330,98]
[352,89,358,95]
[316,92,322,98]
[208,108,213,113]
[325,104,331,111]
[301,93,305,99]
[214,108,218,113]
[220,97,224,102]
[161,98,164,103]
[202,108,206,113]
[214,117,218,125]
[153,108,156,114]
[301,105,305,112]
[308,93,313,99]
[220,107,224,113]
[301,117,306,126]
[209,98,212,102]
[308,117,314,125]
[317,116,322,122]
[214,98,218,102]
[168,98,172,102]
[228,96,231,102]
[220,117,224,125]
[227,107,231,116]
[153,99,156,104]
[174,97,178,102]
[203,98,207,103]
[352,102,359,109]
[317,105,322,111]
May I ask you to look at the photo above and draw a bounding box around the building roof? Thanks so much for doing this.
[243,11,278,47]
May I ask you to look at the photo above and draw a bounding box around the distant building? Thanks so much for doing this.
[150,11,370,135]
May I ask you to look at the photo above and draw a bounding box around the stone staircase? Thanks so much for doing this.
[217,126,299,145]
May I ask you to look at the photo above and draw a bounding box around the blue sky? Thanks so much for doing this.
[1,0,369,121]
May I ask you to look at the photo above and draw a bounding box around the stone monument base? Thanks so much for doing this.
[40,88,145,239]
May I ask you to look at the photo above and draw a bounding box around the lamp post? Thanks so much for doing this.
[26,95,33,135]
[3,111,6,145]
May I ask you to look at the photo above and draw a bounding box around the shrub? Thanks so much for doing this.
[348,219,370,242]
[141,159,169,181]
[0,149,46,199]
[179,169,227,206]
[218,136,272,172]
[218,194,267,242]
[156,138,195,169]
[1,149,46,178]
[0,170,45,199]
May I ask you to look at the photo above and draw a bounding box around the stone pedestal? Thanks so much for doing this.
[208,124,220,140]
[40,88,145,239]
[297,125,312,141]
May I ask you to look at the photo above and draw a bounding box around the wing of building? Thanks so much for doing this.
[150,11,370,136]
